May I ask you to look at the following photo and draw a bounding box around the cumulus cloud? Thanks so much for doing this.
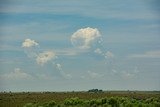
[129,50,160,58]
[71,27,101,49]
[94,49,114,60]
[1,68,32,80]
[55,63,72,79]
[22,39,39,59]
[21,39,70,79]
[56,63,62,70]
[36,51,57,66]
[94,48,103,55]
[22,39,39,48]
[105,51,114,58]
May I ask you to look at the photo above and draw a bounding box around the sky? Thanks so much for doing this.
[0,0,160,92]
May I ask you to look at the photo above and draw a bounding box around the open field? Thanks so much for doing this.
[0,91,160,107]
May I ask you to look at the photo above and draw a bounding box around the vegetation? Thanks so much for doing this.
[23,96,160,107]
[0,91,159,107]
[88,89,103,93]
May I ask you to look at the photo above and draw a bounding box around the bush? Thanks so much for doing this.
[23,96,160,107]
[64,97,84,106]
[153,101,160,107]
[108,97,119,107]
[101,98,107,105]
[125,102,133,107]
[46,100,56,107]
[89,99,97,106]
[23,103,34,107]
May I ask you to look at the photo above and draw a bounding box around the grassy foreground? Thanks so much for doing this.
[0,91,160,107]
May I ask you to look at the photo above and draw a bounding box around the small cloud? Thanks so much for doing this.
[36,51,57,66]
[1,68,32,80]
[105,51,114,58]
[121,67,140,79]
[129,50,160,58]
[94,49,115,60]
[71,27,101,49]
[55,63,72,79]
[22,39,39,48]
[111,67,140,79]
[94,48,103,55]
[56,63,62,70]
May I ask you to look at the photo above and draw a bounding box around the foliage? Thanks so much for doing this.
[1,91,159,107]
[88,89,103,93]
[23,96,160,107]
[64,97,84,106]
[46,101,56,107]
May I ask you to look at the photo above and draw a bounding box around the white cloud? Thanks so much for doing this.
[36,51,57,66]
[105,51,114,58]
[55,63,72,79]
[112,69,135,79]
[129,50,160,58]
[94,48,103,55]
[22,39,39,48]
[94,49,115,59]
[1,68,32,80]
[71,27,101,49]
[56,63,62,70]
[111,67,140,79]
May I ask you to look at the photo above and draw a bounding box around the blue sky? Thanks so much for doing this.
[0,0,160,92]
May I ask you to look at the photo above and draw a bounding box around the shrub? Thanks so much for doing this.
[23,103,34,107]
[153,101,160,107]
[89,99,97,106]
[46,101,56,107]
[101,98,107,105]
[64,97,84,106]
[125,102,133,107]
[108,97,119,107]
[23,96,160,107]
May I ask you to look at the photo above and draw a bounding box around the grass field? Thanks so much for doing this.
[0,91,160,107]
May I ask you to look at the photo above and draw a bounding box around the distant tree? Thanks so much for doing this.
[88,89,103,93]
